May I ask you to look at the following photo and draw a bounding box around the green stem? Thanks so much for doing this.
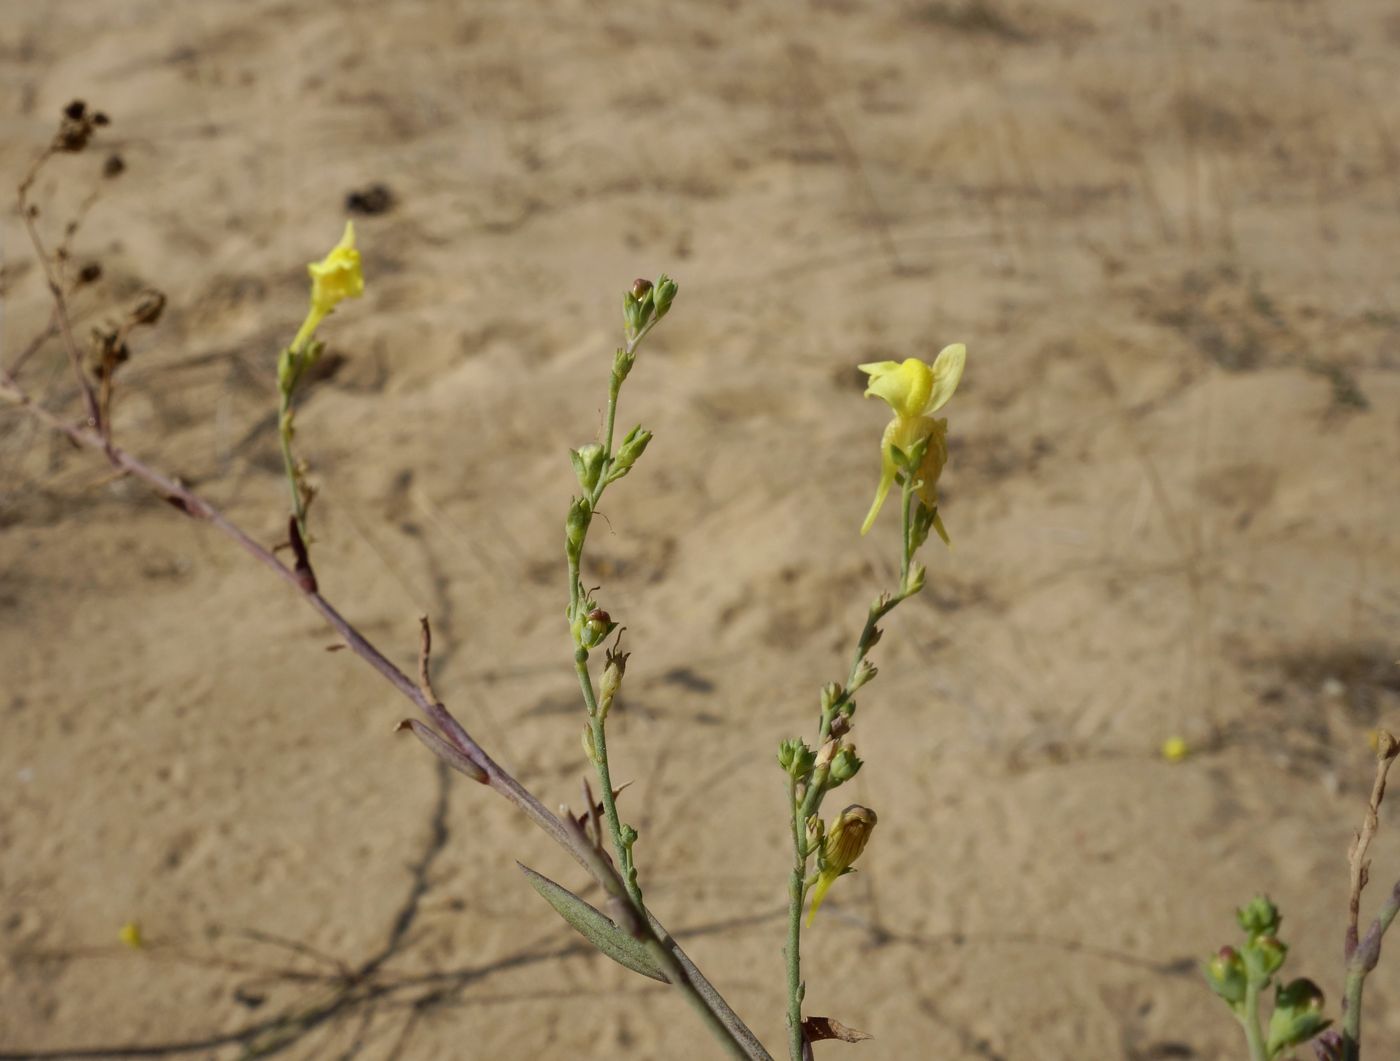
[290,306,323,356]
[602,375,621,468]
[579,672,756,1061]
[1343,883,1400,1060]
[786,476,921,1057]
[1241,980,1269,1061]
[1343,964,1363,1061]
[568,551,582,623]
[785,776,807,1061]
[559,311,765,1060]
[900,476,914,587]
[576,654,643,908]
[278,391,307,539]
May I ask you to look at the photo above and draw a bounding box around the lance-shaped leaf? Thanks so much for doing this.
[395,719,487,783]
[518,863,666,982]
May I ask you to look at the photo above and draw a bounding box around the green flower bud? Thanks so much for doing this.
[277,347,297,395]
[849,660,877,693]
[598,647,628,721]
[1243,934,1287,984]
[605,425,652,484]
[613,347,636,384]
[778,738,816,779]
[570,444,607,494]
[820,682,843,712]
[829,746,863,785]
[778,738,801,772]
[1204,946,1247,1007]
[1266,978,1330,1056]
[1237,896,1281,940]
[566,496,592,553]
[623,285,654,336]
[653,274,678,320]
[576,607,616,650]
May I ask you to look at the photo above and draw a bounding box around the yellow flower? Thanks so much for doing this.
[1161,736,1189,763]
[292,221,364,351]
[859,344,966,536]
[118,921,143,949]
[309,221,364,316]
[806,804,878,925]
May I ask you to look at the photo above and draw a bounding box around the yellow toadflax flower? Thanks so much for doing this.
[806,804,878,925]
[292,221,365,352]
[859,344,966,537]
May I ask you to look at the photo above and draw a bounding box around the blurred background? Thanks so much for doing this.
[3,1,1399,1057]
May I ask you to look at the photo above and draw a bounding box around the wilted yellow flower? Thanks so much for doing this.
[118,920,143,949]
[1161,736,1189,763]
[806,804,878,925]
[859,344,965,536]
[292,221,364,352]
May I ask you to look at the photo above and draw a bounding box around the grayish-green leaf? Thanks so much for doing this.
[518,863,666,982]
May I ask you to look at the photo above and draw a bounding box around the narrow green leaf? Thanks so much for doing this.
[518,863,666,982]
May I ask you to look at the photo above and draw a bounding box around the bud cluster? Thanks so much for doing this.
[623,273,678,340]
[1203,895,1331,1058]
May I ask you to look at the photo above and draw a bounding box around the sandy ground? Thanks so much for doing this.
[3,1,1400,1058]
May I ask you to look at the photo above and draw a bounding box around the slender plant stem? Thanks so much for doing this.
[783,474,921,1059]
[1241,981,1268,1061]
[278,392,308,539]
[0,376,767,1061]
[17,175,103,435]
[785,775,807,1060]
[9,154,763,1055]
[603,373,622,463]
[900,478,914,587]
[575,655,643,908]
[551,306,768,1060]
[1343,965,1363,1061]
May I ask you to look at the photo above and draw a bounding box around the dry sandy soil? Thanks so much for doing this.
[3,1,1400,1058]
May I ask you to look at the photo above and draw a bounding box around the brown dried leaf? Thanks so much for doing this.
[802,1016,873,1044]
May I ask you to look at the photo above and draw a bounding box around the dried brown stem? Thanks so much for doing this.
[1347,733,1399,960]
[417,616,439,706]
[17,160,103,436]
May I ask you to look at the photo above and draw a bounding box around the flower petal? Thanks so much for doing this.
[864,358,932,419]
[857,360,902,377]
[923,343,965,414]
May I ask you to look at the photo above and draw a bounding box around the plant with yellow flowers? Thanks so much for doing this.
[4,104,974,1061]
[776,344,965,1058]
[276,221,364,543]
